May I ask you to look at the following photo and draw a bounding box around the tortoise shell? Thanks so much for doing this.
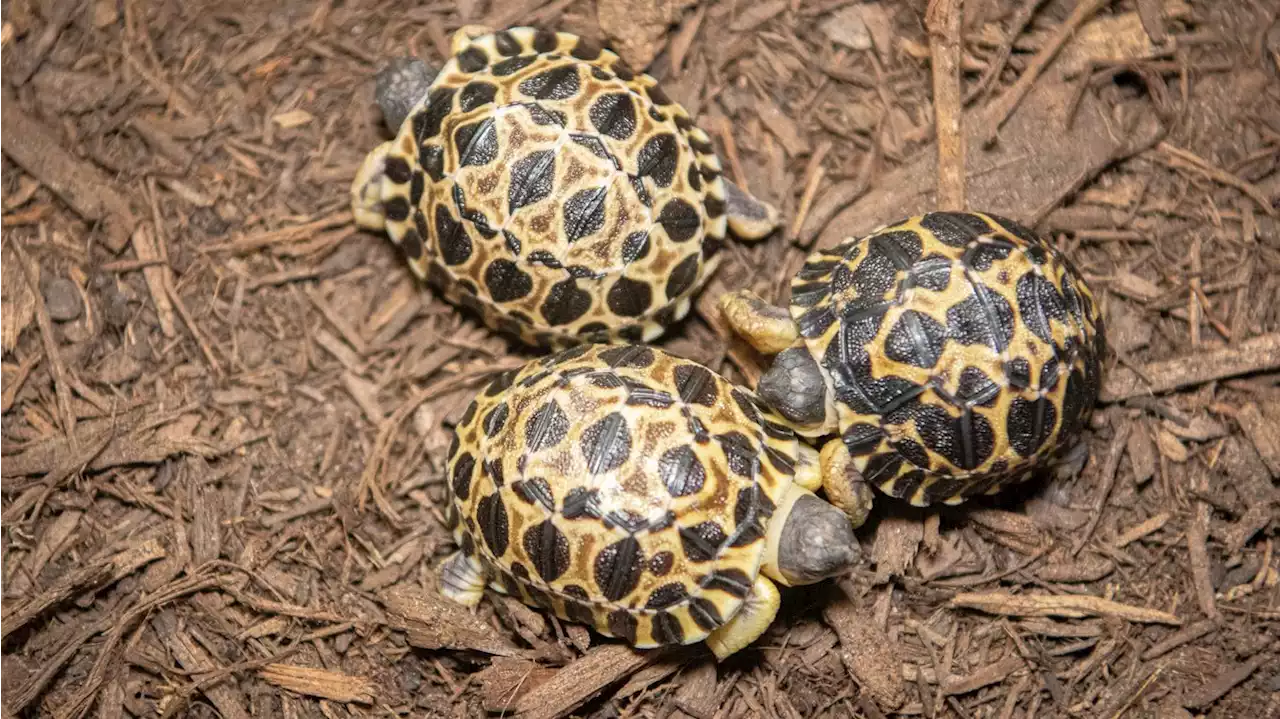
[789,212,1105,506]
[443,344,800,648]
[366,27,737,349]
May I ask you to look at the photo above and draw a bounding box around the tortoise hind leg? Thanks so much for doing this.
[705,574,781,660]
[351,141,393,232]
[722,179,780,241]
[1054,438,1090,481]
[440,550,489,607]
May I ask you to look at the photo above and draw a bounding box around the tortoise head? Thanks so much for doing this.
[373,56,438,135]
[762,485,861,587]
[756,346,837,437]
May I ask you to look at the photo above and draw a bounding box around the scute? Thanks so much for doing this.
[444,345,800,648]
[790,212,1104,506]
[364,26,736,350]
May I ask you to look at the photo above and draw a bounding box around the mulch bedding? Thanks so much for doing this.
[2,0,1279,717]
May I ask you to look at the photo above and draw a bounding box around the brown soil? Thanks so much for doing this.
[3,0,1279,717]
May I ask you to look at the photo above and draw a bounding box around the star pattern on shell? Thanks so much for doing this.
[790,211,1105,505]
[442,344,801,649]
[357,27,764,350]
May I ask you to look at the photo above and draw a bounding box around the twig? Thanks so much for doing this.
[1099,332,1280,401]
[10,239,78,448]
[979,0,1113,146]
[926,0,966,210]
[1187,469,1220,620]
[121,47,201,120]
[0,87,137,251]
[165,272,223,376]
[1,539,166,640]
[965,0,1047,104]
[1155,141,1277,217]
[1112,512,1170,548]
[52,574,222,719]
[950,591,1183,624]
[788,140,831,240]
[201,210,353,254]
[130,225,177,337]
[799,120,884,246]
[1141,618,1217,660]
[940,657,1025,696]
[1182,647,1274,709]
[7,0,82,85]
[146,178,222,375]
[1071,423,1131,556]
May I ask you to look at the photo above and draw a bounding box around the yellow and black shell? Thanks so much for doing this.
[367,27,735,349]
[790,212,1105,506]
[443,344,799,648]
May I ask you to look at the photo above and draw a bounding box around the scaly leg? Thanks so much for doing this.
[722,178,781,241]
[1054,438,1091,481]
[439,550,488,607]
[718,290,799,356]
[793,443,822,493]
[350,142,392,232]
[705,574,781,660]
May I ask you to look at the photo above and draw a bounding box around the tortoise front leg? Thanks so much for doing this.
[718,289,798,355]
[704,574,781,660]
[722,179,781,241]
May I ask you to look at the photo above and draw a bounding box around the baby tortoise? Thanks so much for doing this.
[719,211,1105,514]
[353,26,780,349]
[441,344,864,659]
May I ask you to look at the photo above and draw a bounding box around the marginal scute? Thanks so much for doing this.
[657,199,701,242]
[665,254,701,300]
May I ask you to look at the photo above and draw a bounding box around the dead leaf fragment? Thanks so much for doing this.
[597,0,697,70]
[756,95,810,157]
[272,109,314,128]
[1,246,38,352]
[381,584,519,656]
[1155,428,1189,462]
[476,657,558,712]
[1110,269,1163,301]
[820,5,873,50]
[823,588,906,709]
[1237,403,1280,477]
[32,69,118,114]
[1056,12,1158,78]
[1161,415,1228,442]
[1127,422,1158,484]
[729,0,787,33]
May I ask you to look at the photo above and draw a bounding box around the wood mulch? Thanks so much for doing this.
[3,0,1279,717]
